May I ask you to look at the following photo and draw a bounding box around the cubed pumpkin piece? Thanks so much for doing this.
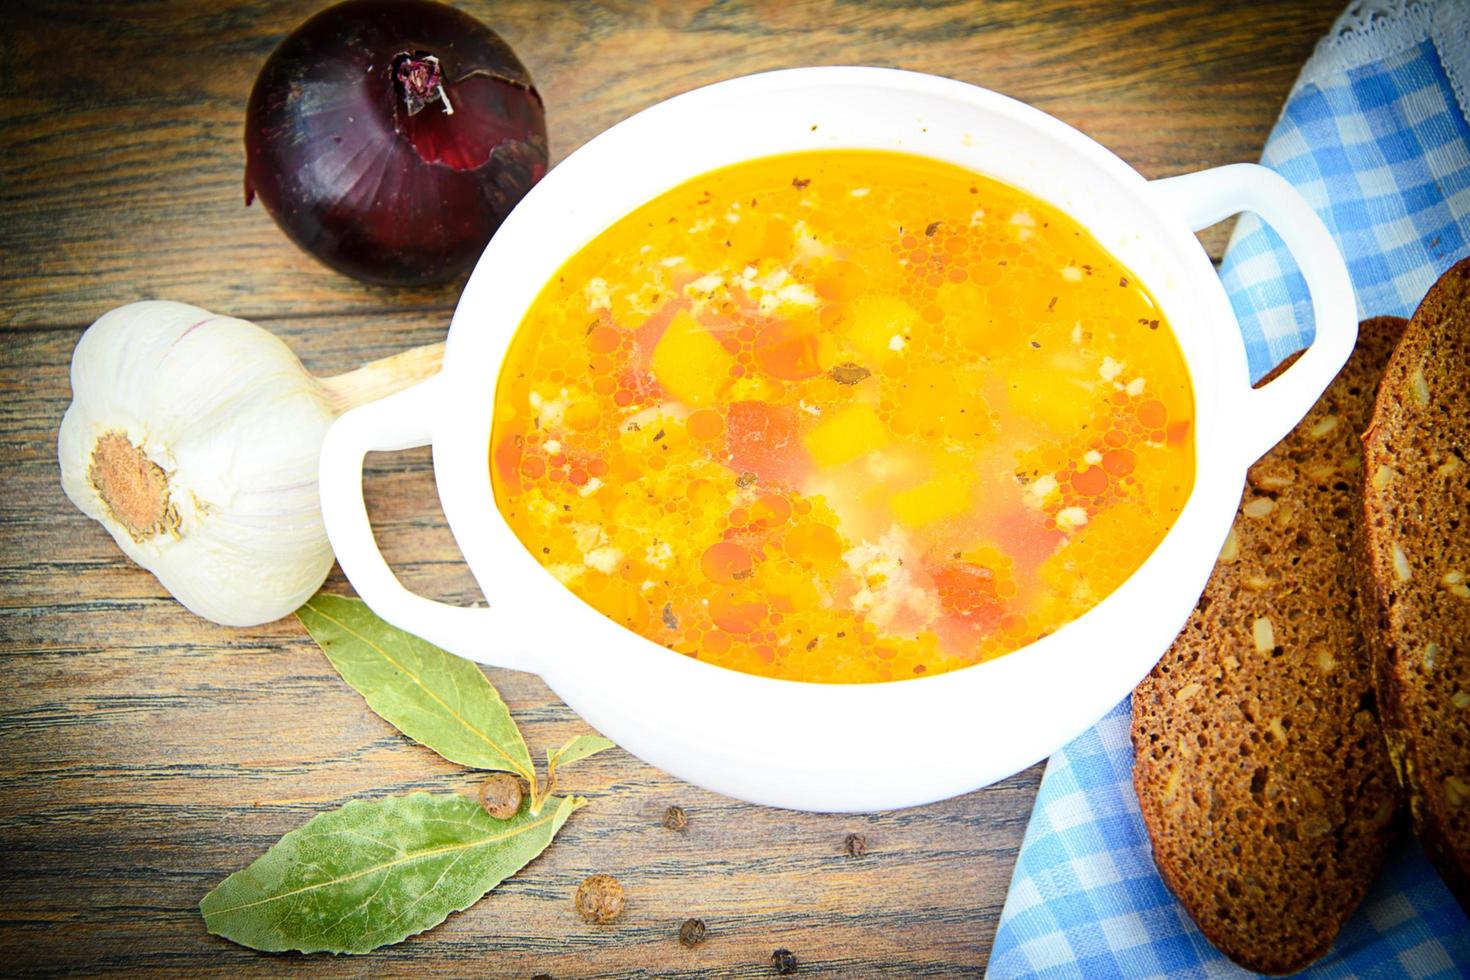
[935,282,1004,353]
[650,311,734,406]
[891,362,993,442]
[803,403,888,467]
[891,470,973,527]
[842,296,920,362]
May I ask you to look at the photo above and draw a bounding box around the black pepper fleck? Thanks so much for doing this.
[845,832,868,857]
[828,362,872,385]
[663,805,689,831]
[772,948,799,974]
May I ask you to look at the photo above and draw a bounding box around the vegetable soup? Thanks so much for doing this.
[490,150,1194,683]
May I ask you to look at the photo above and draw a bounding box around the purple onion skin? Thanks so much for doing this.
[245,0,547,287]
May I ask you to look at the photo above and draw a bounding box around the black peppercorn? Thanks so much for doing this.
[771,948,798,974]
[678,917,707,947]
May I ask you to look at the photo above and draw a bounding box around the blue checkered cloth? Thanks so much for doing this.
[987,2,1470,977]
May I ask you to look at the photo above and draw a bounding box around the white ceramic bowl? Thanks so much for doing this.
[319,67,1355,812]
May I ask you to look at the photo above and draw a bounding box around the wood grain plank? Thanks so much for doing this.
[2,0,1339,328]
[1,1,1344,974]
[1,309,1038,976]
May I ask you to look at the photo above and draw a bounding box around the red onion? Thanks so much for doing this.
[244,0,547,287]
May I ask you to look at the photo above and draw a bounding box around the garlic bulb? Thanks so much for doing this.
[58,301,442,626]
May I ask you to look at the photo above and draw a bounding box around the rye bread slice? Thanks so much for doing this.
[1131,317,1406,975]
[1361,258,1470,913]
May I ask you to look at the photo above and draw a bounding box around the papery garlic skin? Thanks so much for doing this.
[59,301,337,626]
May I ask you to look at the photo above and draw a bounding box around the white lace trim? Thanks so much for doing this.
[1295,0,1437,94]
[1289,0,1470,123]
[1434,0,1470,123]
[1325,0,1421,41]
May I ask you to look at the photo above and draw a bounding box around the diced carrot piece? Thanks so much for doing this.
[754,328,824,380]
[492,423,525,492]
[710,595,766,633]
[930,561,1005,631]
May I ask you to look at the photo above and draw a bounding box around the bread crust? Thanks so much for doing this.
[1361,258,1470,914]
[1132,317,1406,975]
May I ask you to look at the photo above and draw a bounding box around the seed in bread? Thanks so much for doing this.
[1361,257,1470,913]
[1131,317,1406,975]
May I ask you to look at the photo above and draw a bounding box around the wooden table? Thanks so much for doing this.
[1,1,1343,974]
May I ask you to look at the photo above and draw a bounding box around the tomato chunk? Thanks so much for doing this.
[724,401,810,486]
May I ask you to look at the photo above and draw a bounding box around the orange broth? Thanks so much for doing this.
[490,150,1195,683]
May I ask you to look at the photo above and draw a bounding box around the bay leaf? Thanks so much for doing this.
[297,595,533,781]
[547,734,616,772]
[201,792,580,954]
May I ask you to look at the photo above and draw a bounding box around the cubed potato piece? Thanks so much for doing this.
[803,403,888,467]
[650,311,734,406]
[891,470,973,528]
[842,296,920,362]
[1005,364,1097,435]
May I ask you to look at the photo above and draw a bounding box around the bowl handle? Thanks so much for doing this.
[1149,163,1357,465]
[318,376,539,673]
